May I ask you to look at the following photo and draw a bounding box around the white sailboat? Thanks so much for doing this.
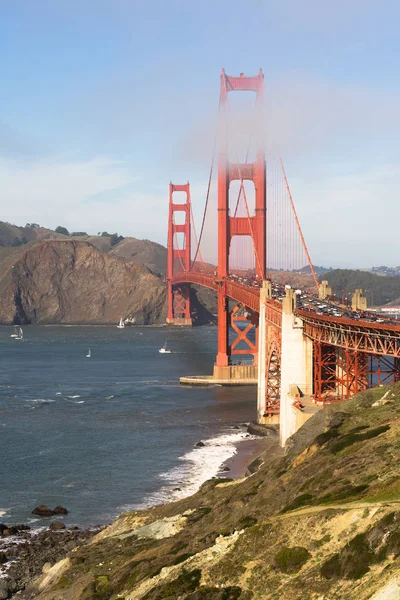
[14,327,23,340]
[86,348,91,358]
[117,318,125,329]
[10,325,19,338]
[159,341,171,354]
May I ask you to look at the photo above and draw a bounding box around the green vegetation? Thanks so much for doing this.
[321,268,400,305]
[318,484,369,504]
[55,225,70,236]
[314,429,339,446]
[274,547,311,573]
[186,507,212,524]
[143,569,202,599]
[238,516,257,529]
[281,494,313,513]
[187,586,244,599]
[321,512,400,580]
[329,424,390,454]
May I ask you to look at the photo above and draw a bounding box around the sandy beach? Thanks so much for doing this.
[219,428,283,480]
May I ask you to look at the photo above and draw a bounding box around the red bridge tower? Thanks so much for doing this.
[166,182,192,326]
[215,69,266,377]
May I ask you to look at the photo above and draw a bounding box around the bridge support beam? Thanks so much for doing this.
[215,284,229,368]
[166,182,192,326]
[280,288,313,446]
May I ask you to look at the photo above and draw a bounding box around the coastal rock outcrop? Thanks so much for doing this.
[0,240,168,325]
[52,506,68,515]
[31,506,53,517]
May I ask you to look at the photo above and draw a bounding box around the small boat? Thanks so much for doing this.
[117,318,125,329]
[159,341,171,354]
[10,325,19,338]
[86,348,91,358]
[14,327,24,340]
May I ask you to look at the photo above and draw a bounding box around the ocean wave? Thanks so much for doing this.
[0,509,8,517]
[26,399,56,404]
[67,395,81,399]
[124,428,253,511]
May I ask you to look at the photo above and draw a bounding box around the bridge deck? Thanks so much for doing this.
[172,271,400,357]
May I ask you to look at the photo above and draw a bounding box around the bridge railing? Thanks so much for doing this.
[298,310,400,357]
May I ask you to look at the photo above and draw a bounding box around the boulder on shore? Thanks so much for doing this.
[32,505,54,517]
[49,522,66,531]
[196,441,205,447]
[53,506,68,515]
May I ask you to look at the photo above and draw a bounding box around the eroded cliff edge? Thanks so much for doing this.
[17,383,400,600]
[0,240,168,325]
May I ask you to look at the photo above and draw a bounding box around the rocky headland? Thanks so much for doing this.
[0,240,168,326]
[8,383,400,599]
[0,239,215,326]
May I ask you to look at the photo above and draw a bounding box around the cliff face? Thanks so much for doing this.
[0,240,168,325]
[21,383,400,600]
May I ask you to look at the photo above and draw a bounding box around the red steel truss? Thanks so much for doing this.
[298,310,400,358]
[264,327,281,416]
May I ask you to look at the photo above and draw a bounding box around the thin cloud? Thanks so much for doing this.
[0,156,167,241]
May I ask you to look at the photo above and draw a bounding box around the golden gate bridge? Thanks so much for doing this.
[166,69,400,445]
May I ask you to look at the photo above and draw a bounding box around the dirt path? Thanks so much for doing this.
[279,500,400,519]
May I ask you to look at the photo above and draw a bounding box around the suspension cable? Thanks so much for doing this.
[236,156,263,278]
[279,156,319,291]
[190,95,222,270]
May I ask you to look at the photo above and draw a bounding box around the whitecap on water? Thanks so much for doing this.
[27,399,56,404]
[67,395,81,399]
[105,395,115,400]
[0,509,8,517]
[125,429,254,511]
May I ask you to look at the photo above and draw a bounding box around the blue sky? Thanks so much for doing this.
[1,0,400,267]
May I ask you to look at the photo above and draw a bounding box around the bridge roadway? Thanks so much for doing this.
[172,272,400,358]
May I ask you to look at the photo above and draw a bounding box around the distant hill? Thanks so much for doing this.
[0,221,218,325]
[319,269,400,306]
[0,221,65,247]
[370,265,400,277]
[0,221,167,277]
[0,240,168,325]
[296,264,332,276]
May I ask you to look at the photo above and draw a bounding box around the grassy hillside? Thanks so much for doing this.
[320,268,400,306]
[0,221,167,277]
[24,383,400,599]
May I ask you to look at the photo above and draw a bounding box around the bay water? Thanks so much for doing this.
[0,326,256,527]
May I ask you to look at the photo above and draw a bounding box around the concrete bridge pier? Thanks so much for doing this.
[279,287,313,446]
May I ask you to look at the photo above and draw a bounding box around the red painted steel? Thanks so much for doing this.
[167,69,400,406]
[167,183,191,322]
[216,69,266,367]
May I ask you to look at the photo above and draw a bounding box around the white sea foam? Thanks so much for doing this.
[27,399,56,404]
[0,509,8,517]
[106,395,115,400]
[67,395,81,399]
[55,392,62,396]
[124,429,254,511]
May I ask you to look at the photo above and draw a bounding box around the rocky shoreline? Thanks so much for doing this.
[0,425,271,599]
[0,522,101,599]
